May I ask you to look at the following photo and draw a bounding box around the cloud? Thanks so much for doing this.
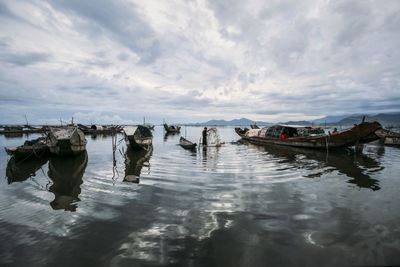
[0,0,399,124]
[0,51,51,66]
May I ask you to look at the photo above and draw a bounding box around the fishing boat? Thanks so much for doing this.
[48,126,87,156]
[235,121,382,149]
[124,146,153,183]
[123,125,153,150]
[179,136,197,149]
[5,136,49,160]
[163,123,181,133]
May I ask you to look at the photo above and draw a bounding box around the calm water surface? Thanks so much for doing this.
[1,126,400,266]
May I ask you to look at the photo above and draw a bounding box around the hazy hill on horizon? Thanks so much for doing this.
[187,113,400,127]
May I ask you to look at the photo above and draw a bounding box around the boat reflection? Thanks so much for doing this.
[6,156,49,184]
[163,131,179,142]
[244,142,383,191]
[124,146,152,183]
[47,151,88,211]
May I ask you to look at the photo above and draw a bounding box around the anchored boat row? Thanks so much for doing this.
[6,125,154,160]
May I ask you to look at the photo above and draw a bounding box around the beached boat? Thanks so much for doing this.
[123,125,153,150]
[48,126,87,156]
[5,136,49,160]
[163,123,181,133]
[235,121,382,149]
[179,136,197,149]
[124,146,153,183]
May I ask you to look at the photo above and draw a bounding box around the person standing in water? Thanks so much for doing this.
[202,127,208,146]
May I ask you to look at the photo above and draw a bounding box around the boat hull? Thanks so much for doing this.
[49,139,86,156]
[179,137,197,149]
[236,122,382,149]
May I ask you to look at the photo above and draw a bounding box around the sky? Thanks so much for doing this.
[0,0,399,125]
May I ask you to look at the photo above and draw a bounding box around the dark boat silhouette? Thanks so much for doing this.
[241,141,382,191]
[47,151,88,211]
[6,156,49,184]
[124,146,152,183]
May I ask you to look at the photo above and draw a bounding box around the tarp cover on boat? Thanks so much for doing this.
[245,129,261,137]
[50,127,76,139]
[123,126,152,137]
[49,126,87,146]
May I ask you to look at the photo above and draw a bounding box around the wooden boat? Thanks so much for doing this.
[5,136,49,160]
[123,125,153,150]
[124,146,153,183]
[48,126,87,156]
[235,121,382,149]
[163,123,181,133]
[179,136,197,149]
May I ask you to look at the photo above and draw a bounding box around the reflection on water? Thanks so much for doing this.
[1,127,400,266]
[124,146,152,183]
[244,142,383,191]
[48,152,88,211]
[6,156,49,184]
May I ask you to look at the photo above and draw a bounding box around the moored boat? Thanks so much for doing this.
[235,121,382,149]
[123,125,153,150]
[48,126,87,156]
[179,136,197,149]
[163,123,181,133]
[5,136,49,160]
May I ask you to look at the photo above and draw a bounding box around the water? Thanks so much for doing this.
[1,126,400,266]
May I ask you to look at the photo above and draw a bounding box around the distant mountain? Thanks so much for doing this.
[311,114,363,124]
[336,113,400,126]
[280,121,312,126]
[188,118,272,126]
[186,113,400,127]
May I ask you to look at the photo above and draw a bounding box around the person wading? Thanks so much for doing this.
[202,127,209,146]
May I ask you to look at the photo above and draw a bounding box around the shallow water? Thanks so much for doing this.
[1,126,400,266]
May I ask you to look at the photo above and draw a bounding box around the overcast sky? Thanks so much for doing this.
[0,0,399,124]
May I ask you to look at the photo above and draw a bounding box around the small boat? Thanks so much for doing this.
[163,123,181,133]
[123,125,153,150]
[235,121,382,149]
[250,124,260,129]
[179,136,197,149]
[48,126,87,156]
[5,136,49,160]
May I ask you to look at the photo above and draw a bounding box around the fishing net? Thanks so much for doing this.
[207,127,221,147]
